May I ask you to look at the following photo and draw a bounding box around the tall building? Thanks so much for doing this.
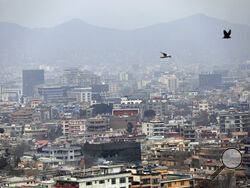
[62,68,100,87]
[218,109,250,134]
[22,70,44,97]
[68,87,92,103]
[62,67,80,86]
[145,98,170,117]
[199,73,221,88]
[158,73,179,91]
[36,86,68,103]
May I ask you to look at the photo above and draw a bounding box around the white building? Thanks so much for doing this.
[120,97,142,105]
[40,143,81,163]
[142,118,168,137]
[68,87,92,103]
[54,164,131,188]
[158,73,179,91]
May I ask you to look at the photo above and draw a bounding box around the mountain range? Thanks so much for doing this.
[0,14,250,69]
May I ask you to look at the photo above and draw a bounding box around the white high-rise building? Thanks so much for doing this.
[158,73,179,91]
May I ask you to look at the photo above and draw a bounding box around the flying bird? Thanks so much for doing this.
[160,52,172,58]
[223,29,231,39]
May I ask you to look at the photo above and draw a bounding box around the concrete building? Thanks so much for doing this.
[158,73,179,91]
[83,142,141,166]
[192,99,214,116]
[145,98,170,117]
[160,174,192,188]
[120,97,142,108]
[54,164,131,188]
[142,119,185,138]
[62,67,80,86]
[199,73,222,89]
[87,116,109,132]
[0,88,22,102]
[23,124,48,138]
[151,137,191,153]
[61,119,87,136]
[23,69,44,97]
[198,100,214,114]
[40,143,81,164]
[180,124,196,142]
[68,87,92,103]
[127,165,192,188]
[36,86,69,103]
[11,109,34,123]
[218,109,250,134]
[110,116,137,130]
[62,68,100,88]
[142,118,168,137]
[108,82,121,97]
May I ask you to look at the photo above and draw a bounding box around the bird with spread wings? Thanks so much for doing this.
[160,52,172,58]
[223,29,231,39]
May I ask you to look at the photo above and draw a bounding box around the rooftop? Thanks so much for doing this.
[161,174,191,182]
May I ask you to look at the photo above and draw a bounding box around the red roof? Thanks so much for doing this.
[37,140,48,144]
[152,118,160,121]
[232,132,248,136]
[37,140,48,149]
[176,137,184,140]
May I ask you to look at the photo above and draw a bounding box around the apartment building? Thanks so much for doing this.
[87,116,109,132]
[218,109,250,134]
[54,164,131,188]
[61,119,87,136]
[142,118,168,137]
[40,143,81,164]
[145,98,170,117]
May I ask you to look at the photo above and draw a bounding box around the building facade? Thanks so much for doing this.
[23,69,44,97]
[218,109,250,134]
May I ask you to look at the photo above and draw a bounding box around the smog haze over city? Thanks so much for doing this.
[0,1,250,188]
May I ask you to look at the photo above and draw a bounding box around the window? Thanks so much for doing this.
[142,178,150,185]
[152,178,159,184]
[112,178,116,184]
[99,180,105,184]
[167,182,172,187]
[181,181,185,185]
[86,181,92,186]
[120,177,126,183]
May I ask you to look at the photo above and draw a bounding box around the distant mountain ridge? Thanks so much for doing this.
[0,14,250,68]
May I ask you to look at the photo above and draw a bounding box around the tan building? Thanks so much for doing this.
[151,138,191,153]
[87,116,109,132]
[127,166,192,188]
[61,119,87,136]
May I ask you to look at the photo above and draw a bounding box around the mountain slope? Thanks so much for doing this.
[0,14,250,68]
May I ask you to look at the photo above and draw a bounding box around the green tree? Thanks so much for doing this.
[144,110,156,118]
[127,122,133,133]
[0,157,8,169]
[0,128,4,133]
[195,111,209,126]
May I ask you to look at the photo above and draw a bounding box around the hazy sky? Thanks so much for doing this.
[0,0,250,29]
